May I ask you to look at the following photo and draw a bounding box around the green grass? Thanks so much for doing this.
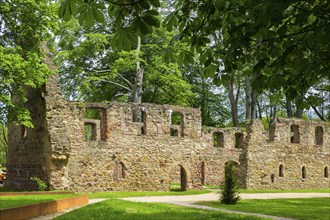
[88,190,211,199]
[198,198,330,220]
[202,186,329,193]
[239,188,330,194]
[0,194,80,210]
[55,198,266,220]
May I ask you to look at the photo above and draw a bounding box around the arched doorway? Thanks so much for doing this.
[180,165,188,191]
[170,164,189,191]
[201,162,206,185]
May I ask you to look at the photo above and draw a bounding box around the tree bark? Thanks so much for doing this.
[133,35,143,104]
[132,35,144,122]
[245,76,257,120]
[294,92,306,118]
[245,77,252,120]
[285,96,293,117]
[228,72,239,127]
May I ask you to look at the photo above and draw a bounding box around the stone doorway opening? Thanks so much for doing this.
[170,164,188,191]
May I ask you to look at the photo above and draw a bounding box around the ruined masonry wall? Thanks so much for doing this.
[7,74,330,191]
[57,102,243,191]
[242,119,330,190]
[6,86,51,190]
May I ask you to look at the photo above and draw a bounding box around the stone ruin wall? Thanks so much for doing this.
[53,101,244,192]
[6,86,51,190]
[6,74,329,191]
[242,118,330,190]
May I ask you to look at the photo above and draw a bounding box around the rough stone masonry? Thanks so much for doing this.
[6,74,330,192]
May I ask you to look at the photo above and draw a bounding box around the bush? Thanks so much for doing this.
[30,177,47,191]
[220,162,240,204]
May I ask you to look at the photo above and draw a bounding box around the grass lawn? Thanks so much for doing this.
[0,194,80,210]
[198,198,330,220]
[239,188,330,194]
[55,198,266,220]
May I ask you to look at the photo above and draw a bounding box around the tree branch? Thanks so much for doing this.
[311,105,325,121]
[105,0,146,6]
[97,79,132,92]
[117,73,133,87]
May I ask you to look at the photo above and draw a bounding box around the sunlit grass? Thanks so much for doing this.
[198,198,330,220]
[239,188,330,194]
[55,198,266,220]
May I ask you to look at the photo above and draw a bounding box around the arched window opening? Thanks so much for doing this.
[271,174,275,183]
[324,166,328,178]
[301,166,306,180]
[315,126,324,145]
[290,125,300,143]
[279,164,284,177]
[114,161,125,182]
[213,132,224,148]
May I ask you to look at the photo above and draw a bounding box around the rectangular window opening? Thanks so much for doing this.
[84,107,107,141]
[213,132,224,147]
[235,133,244,148]
[290,125,300,143]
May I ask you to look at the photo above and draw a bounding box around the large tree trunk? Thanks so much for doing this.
[245,77,252,120]
[245,76,257,120]
[285,96,293,117]
[228,72,240,127]
[294,91,306,118]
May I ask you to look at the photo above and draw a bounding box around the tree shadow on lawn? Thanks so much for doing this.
[54,199,265,220]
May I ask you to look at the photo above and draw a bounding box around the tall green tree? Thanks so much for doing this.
[55,19,195,106]
[166,0,330,118]
[58,0,330,123]
[0,0,58,126]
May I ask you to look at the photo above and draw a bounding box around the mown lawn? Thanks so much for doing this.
[0,194,80,210]
[55,198,266,220]
[239,188,330,194]
[198,198,330,220]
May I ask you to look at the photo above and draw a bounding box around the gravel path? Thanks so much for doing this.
[121,192,330,203]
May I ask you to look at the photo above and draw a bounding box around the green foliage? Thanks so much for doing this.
[55,20,196,106]
[167,0,330,111]
[1,0,58,126]
[220,162,240,205]
[0,125,8,166]
[30,177,48,191]
[58,0,161,51]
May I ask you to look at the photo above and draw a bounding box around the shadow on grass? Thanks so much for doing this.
[54,199,265,220]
